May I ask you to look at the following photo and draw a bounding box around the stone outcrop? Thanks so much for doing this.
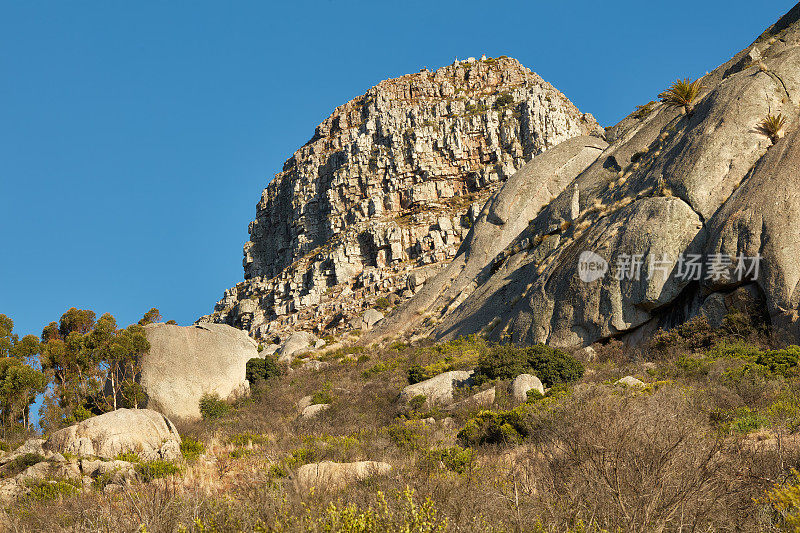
[43,408,182,461]
[399,370,474,406]
[142,323,258,420]
[510,374,544,402]
[294,460,392,491]
[367,5,800,348]
[615,376,646,389]
[275,331,318,363]
[200,56,600,342]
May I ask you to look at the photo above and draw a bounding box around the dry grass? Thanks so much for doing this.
[4,326,800,531]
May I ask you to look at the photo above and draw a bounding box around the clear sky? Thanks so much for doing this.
[1,0,796,337]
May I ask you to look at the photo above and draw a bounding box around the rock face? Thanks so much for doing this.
[295,460,392,491]
[399,370,474,406]
[141,323,258,420]
[368,5,800,348]
[43,408,182,461]
[200,56,600,341]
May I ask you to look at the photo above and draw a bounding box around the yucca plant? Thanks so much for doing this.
[659,78,705,117]
[756,112,786,144]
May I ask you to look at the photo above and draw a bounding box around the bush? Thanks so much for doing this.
[2,453,46,478]
[199,393,230,420]
[23,479,79,502]
[756,346,800,377]
[650,316,715,353]
[375,297,391,310]
[527,345,584,387]
[180,436,205,461]
[407,364,429,385]
[458,407,530,446]
[472,344,583,387]
[388,420,426,451]
[431,446,475,474]
[115,451,139,463]
[310,391,333,405]
[135,460,183,482]
[245,356,281,385]
[228,432,268,447]
[765,469,800,530]
[493,92,514,109]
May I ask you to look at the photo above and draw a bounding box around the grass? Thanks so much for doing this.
[7,318,800,532]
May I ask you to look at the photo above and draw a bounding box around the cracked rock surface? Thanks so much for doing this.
[200,56,599,341]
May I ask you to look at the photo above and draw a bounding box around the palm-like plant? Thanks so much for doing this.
[756,113,786,144]
[658,78,704,117]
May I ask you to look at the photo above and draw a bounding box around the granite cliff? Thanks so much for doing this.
[200,56,600,340]
[369,4,800,347]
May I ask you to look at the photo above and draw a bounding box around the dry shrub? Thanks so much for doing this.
[521,386,733,531]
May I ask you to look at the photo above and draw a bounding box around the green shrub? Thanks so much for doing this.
[458,407,529,446]
[407,364,429,385]
[228,432,268,447]
[92,471,114,491]
[728,407,769,434]
[388,420,426,451]
[375,297,391,310]
[135,460,183,482]
[362,362,388,378]
[493,93,514,109]
[526,389,544,402]
[527,345,584,386]
[180,436,205,461]
[286,447,316,468]
[431,446,475,474]
[2,453,46,478]
[311,391,333,405]
[199,393,230,420]
[757,346,800,377]
[245,356,282,385]
[310,486,446,532]
[115,451,140,463]
[24,479,79,502]
[472,344,583,387]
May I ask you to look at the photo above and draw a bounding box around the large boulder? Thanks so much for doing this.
[43,408,181,461]
[295,461,392,491]
[510,374,545,402]
[276,331,318,363]
[360,309,385,330]
[142,323,258,420]
[399,370,473,406]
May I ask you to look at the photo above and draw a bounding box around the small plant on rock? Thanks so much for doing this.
[659,78,704,117]
[757,112,786,143]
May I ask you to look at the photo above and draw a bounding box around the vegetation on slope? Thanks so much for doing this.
[4,309,800,531]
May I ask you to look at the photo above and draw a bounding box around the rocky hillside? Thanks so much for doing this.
[369,4,800,348]
[200,57,601,340]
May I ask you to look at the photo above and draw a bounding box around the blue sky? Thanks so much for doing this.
[1,0,795,337]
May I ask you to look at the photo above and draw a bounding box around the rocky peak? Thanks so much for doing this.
[201,56,600,340]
